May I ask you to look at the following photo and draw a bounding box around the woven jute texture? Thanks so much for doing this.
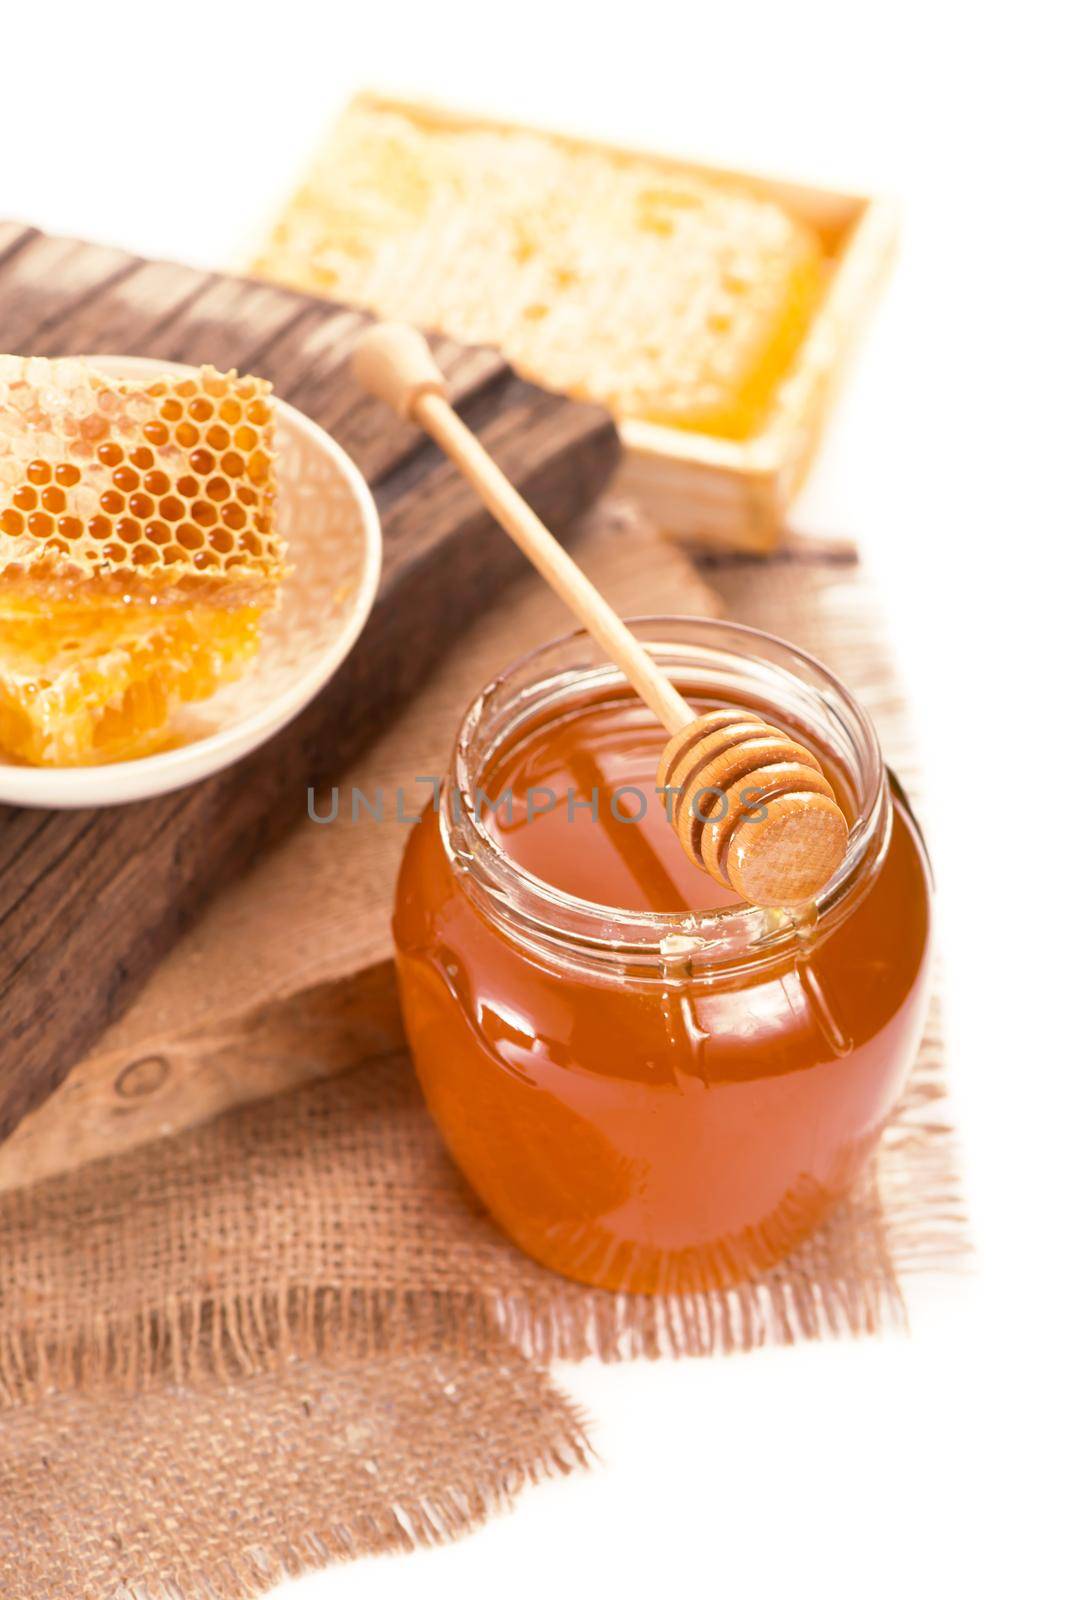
[0,537,967,1600]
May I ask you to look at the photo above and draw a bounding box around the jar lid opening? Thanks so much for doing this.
[444,616,889,976]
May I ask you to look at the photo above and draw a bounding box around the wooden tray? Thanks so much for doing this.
[281,95,898,553]
[0,223,619,1145]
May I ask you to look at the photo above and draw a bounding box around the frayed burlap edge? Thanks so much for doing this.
[91,1451,595,1600]
[0,1285,497,1408]
[0,1003,967,1405]
[150,1432,597,1600]
[0,1348,596,1600]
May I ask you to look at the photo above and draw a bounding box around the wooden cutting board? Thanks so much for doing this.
[0,223,620,1144]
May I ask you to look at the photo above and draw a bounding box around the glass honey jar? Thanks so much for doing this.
[393,618,933,1294]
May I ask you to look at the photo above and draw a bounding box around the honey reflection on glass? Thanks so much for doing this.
[395,683,932,1294]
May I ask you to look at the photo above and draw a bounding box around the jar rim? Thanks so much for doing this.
[443,615,890,976]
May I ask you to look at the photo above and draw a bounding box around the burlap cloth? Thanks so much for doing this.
[0,538,967,1600]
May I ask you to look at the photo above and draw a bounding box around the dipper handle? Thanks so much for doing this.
[352,322,849,906]
[353,323,693,734]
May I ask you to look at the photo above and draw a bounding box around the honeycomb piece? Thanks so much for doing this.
[0,601,262,765]
[0,357,282,607]
[0,358,285,766]
[252,101,827,440]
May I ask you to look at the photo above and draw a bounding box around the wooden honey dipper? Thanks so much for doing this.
[352,324,849,907]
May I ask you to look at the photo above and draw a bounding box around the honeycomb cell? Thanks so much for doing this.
[1,358,280,603]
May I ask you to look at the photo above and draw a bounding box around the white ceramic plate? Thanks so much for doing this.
[0,355,382,808]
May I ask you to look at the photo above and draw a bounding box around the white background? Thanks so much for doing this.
[5,3,1065,1595]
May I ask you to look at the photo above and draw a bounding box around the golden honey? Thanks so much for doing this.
[394,620,932,1293]
[0,602,261,765]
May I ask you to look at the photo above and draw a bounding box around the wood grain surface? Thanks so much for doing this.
[0,224,620,1144]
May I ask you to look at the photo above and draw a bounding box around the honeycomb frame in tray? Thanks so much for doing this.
[0,357,282,606]
[252,97,825,445]
[253,94,897,551]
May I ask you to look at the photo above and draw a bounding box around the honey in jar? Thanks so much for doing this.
[393,619,932,1294]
